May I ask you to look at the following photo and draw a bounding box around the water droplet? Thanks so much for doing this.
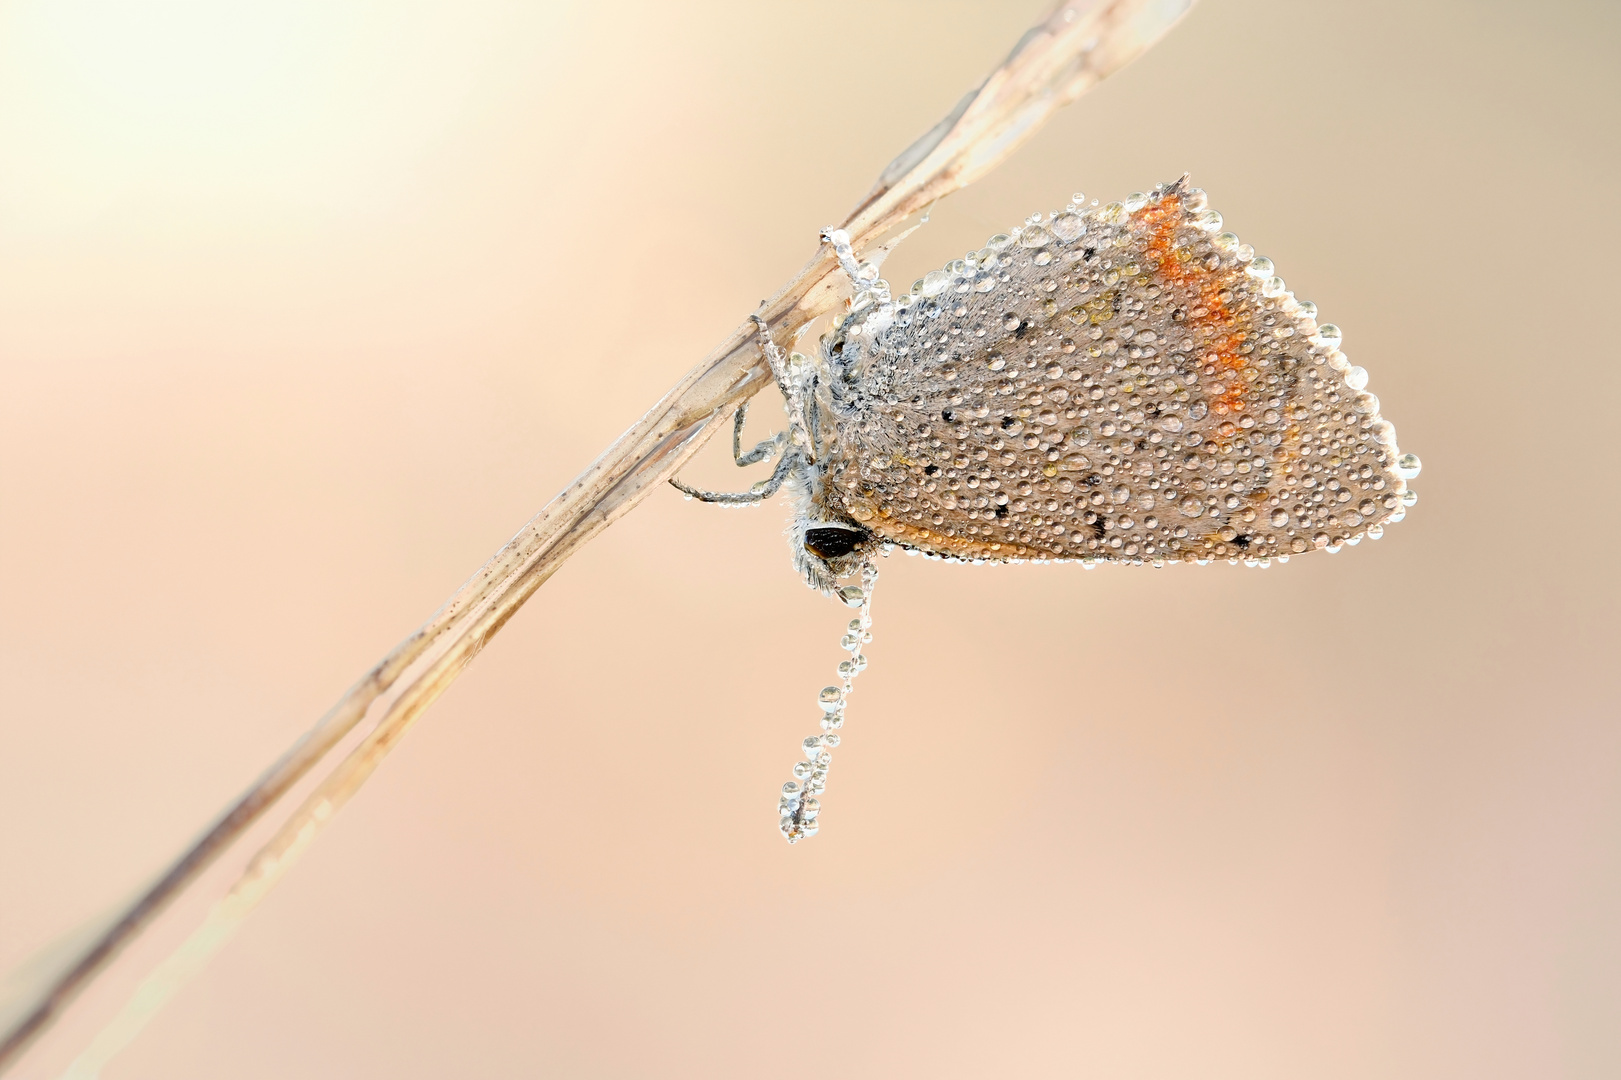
[1345,366,1368,391]
[920,269,950,297]
[1316,323,1342,347]
[1018,225,1051,248]
[1099,202,1127,225]
[1194,209,1222,231]
[1270,509,1290,527]
[1123,192,1148,211]
[1401,489,1418,507]
[1212,232,1240,253]
[1050,212,1085,241]
[1247,256,1275,278]
[1396,453,1422,478]
[839,585,865,606]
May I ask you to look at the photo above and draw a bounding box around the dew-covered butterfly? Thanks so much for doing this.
[673,177,1420,842]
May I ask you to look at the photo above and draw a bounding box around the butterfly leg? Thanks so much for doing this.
[748,313,821,466]
[730,400,784,468]
[820,228,891,306]
[671,321,793,497]
[669,446,799,506]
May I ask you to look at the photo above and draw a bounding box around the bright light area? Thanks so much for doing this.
[0,1,570,224]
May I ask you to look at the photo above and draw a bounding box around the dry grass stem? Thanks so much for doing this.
[0,1,1194,1073]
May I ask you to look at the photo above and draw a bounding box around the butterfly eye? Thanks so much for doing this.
[803,526,868,559]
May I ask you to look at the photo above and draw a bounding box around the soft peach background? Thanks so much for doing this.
[2,0,1618,1076]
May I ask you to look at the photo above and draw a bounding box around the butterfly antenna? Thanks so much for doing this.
[777,560,878,843]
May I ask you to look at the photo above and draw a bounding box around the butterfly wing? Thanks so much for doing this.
[815,180,1414,564]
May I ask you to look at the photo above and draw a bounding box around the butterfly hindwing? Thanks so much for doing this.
[816,180,1413,564]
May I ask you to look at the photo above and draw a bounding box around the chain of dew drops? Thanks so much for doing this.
[778,561,878,842]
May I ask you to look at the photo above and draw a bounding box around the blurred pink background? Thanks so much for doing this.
[2,1,1618,1076]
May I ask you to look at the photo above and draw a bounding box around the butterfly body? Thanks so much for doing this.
[672,178,1419,841]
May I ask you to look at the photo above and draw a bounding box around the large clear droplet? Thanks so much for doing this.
[1050,212,1085,242]
[1018,225,1051,248]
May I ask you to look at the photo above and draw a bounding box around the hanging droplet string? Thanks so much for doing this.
[778,559,878,843]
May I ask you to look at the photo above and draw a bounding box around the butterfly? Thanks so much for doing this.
[673,177,1420,841]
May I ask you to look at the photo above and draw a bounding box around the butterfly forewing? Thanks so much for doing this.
[818,181,1411,564]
